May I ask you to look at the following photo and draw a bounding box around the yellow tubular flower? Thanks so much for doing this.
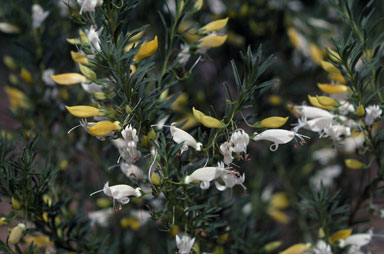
[316,96,338,106]
[321,61,340,74]
[279,243,310,254]
[66,105,103,118]
[344,159,365,169]
[308,95,334,110]
[25,235,53,248]
[317,83,348,94]
[88,121,121,136]
[79,64,97,81]
[134,36,158,62]
[70,51,88,65]
[199,35,227,48]
[329,229,352,244]
[51,73,87,85]
[201,17,229,33]
[178,22,201,43]
[192,107,223,128]
[11,197,21,210]
[259,117,289,128]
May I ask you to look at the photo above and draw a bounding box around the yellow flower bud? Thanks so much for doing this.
[317,83,348,94]
[316,96,338,107]
[55,216,61,225]
[120,218,140,230]
[264,241,281,252]
[178,22,201,43]
[24,235,53,248]
[279,243,310,254]
[8,224,25,244]
[217,233,229,244]
[318,227,325,238]
[12,197,21,210]
[328,49,341,63]
[356,104,365,116]
[9,74,19,85]
[96,198,111,208]
[308,95,334,110]
[79,64,97,81]
[43,194,52,207]
[3,56,17,70]
[201,17,229,33]
[309,44,324,64]
[213,246,224,254]
[269,192,289,209]
[0,217,7,225]
[93,92,107,100]
[268,95,282,105]
[329,229,352,244]
[88,121,121,136]
[170,225,179,236]
[344,159,365,169]
[320,61,340,74]
[70,51,88,65]
[194,0,203,10]
[51,73,87,85]
[199,35,227,48]
[21,68,33,84]
[259,117,289,128]
[59,160,68,170]
[193,107,223,128]
[150,172,161,185]
[130,65,136,75]
[287,28,300,48]
[4,86,29,112]
[134,36,158,62]
[65,105,103,118]
[267,208,290,224]
[328,73,345,83]
[42,212,49,222]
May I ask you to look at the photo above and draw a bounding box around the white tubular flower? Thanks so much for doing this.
[230,129,249,153]
[215,171,246,191]
[120,163,145,180]
[176,234,195,254]
[294,116,334,133]
[220,141,234,165]
[310,165,342,190]
[77,0,103,14]
[42,69,56,86]
[207,0,226,15]
[32,4,49,29]
[252,129,309,151]
[338,101,355,115]
[295,105,334,119]
[88,208,113,227]
[81,82,103,93]
[112,125,141,163]
[312,148,336,165]
[170,123,202,153]
[321,124,351,141]
[342,134,365,153]
[313,240,332,254]
[364,105,382,126]
[185,162,226,189]
[339,231,372,252]
[90,182,142,205]
[87,26,101,52]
